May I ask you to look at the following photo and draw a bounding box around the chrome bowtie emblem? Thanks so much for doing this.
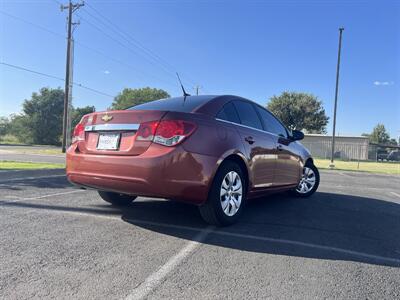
[101,114,113,122]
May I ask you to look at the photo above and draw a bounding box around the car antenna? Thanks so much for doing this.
[176,73,191,97]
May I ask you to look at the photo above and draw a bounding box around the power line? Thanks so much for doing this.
[76,9,175,84]
[75,40,178,88]
[2,3,205,94]
[74,40,177,88]
[83,0,200,87]
[83,2,178,78]
[75,13,177,87]
[53,0,182,88]
[0,10,65,39]
[0,61,114,98]
[4,2,206,94]
[0,9,177,88]
[0,61,64,81]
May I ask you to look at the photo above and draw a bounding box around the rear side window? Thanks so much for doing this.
[216,102,241,124]
[255,106,288,138]
[232,101,263,130]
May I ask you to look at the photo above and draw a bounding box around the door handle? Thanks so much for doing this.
[277,144,283,151]
[245,136,255,144]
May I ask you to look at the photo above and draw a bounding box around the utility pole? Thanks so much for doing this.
[61,1,84,153]
[194,85,202,96]
[330,27,344,168]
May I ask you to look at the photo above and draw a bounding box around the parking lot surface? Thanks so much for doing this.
[1,169,399,299]
[0,149,65,164]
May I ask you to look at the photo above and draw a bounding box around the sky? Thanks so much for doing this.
[0,0,399,138]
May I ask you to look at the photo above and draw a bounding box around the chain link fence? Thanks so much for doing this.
[301,135,400,162]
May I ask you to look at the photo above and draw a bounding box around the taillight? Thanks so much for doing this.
[135,120,196,147]
[154,120,196,146]
[72,123,85,144]
[136,121,159,141]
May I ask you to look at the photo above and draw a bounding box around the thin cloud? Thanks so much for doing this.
[103,70,110,75]
[373,81,394,86]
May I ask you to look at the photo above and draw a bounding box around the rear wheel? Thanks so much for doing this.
[292,163,320,197]
[199,161,246,226]
[98,191,137,206]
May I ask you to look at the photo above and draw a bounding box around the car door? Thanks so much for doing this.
[230,100,276,189]
[254,106,302,186]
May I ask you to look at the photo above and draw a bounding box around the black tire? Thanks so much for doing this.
[291,162,320,198]
[98,191,137,206]
[199,161,247,226]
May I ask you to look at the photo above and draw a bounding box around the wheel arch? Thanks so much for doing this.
[211,151,250,195]
[305,157,314,166]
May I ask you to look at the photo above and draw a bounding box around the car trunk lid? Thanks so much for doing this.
[76,110,167,156]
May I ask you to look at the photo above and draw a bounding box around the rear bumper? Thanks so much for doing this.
[66,143,218,205]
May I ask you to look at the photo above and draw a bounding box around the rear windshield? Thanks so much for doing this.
[128,96,214,112]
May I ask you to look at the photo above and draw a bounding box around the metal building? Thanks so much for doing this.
[301,134,369,160]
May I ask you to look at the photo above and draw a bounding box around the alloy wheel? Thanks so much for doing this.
[296,166,316,194]
[220,171,243,216]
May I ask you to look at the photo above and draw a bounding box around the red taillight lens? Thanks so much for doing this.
[154,120,196,146]
[135,120,196,146]
[72,123,85,144]
[136,121,159,141]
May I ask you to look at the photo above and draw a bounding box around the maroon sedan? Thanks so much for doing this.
[67,95,319,225]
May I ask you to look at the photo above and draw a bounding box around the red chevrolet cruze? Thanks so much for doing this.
[66,95,319,225]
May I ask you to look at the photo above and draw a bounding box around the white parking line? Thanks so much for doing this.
[0,190,85,204]
[338,172,352,177]
[211,231,400,265]
[21,190,84,201]
[4,202,400,296]
[123,219,400,266]
[1,200,212,300]
[6,202,400,268]
[125,226,214,300]
[0,174,65,183]
[390,192,400,199]
[322,184,388,192]
[20,208,120,221]
[0,169,30,173]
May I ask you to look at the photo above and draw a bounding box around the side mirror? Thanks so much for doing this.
[290,130,304,141]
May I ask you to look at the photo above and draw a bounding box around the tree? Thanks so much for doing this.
[4,87,98,145]
[71,106,95,129]
[21,87,65,145]
[0,117,10,142]
[111,87,170,110]
[267,91,329,134]
[368,124,391,144]
[8,113,34,144]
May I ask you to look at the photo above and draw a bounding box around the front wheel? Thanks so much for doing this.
[199,161,246,226]
[292,163,320,197]
[98,191,137,206]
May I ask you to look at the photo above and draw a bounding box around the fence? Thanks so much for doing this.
[301,134,400,162]
[301,140,370,160]
[368,143,400,161]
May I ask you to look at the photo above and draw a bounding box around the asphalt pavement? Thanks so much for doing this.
[0,169,399,299]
